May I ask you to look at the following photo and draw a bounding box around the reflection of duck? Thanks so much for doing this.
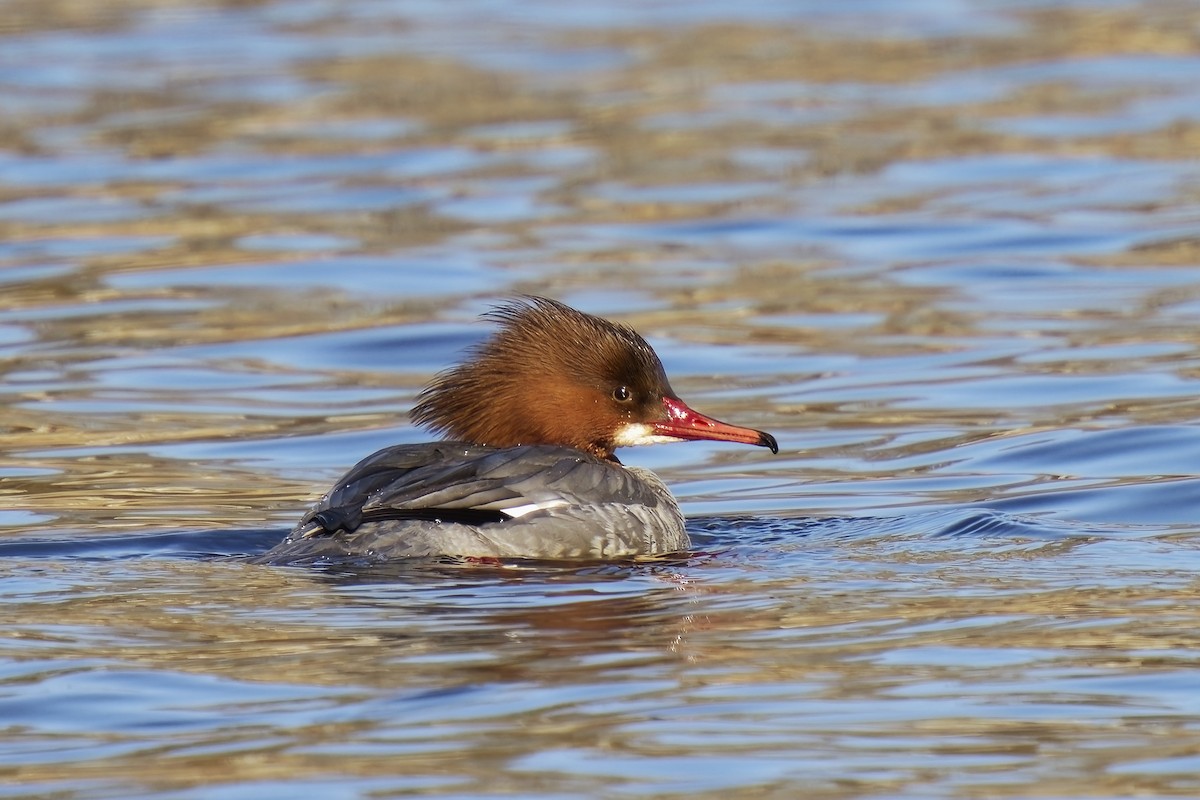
[260,296,776,563]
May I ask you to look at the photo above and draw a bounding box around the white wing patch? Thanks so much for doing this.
[501,499,570,518]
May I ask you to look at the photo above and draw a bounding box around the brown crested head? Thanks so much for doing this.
[411,296,672,460]
[411,296,779,462]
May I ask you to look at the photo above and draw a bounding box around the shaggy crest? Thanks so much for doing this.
[411,296,674,460]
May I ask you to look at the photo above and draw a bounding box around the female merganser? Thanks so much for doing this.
[259,296,777,563]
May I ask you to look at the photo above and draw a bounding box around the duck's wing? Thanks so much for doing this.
[291,442,667,539]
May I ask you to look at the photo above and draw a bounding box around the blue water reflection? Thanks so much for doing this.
[4,0,1200,797]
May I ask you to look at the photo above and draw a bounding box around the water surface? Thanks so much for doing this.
[4,0,1200,797]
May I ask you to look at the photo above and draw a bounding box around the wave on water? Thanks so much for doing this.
[0,506,1149,564]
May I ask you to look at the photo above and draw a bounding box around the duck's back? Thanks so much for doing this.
[256,442,688,563]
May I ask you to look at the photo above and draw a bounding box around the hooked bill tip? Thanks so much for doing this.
[758,431,779,455]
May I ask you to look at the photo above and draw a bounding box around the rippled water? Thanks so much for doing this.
[5,0,1200,797]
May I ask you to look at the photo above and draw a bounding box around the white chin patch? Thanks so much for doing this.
[612,422,684,447]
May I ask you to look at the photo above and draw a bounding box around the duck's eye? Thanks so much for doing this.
[612,385,632,403]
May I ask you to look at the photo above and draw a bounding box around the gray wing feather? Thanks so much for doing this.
[299,443,663,529]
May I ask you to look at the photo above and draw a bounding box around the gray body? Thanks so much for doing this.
[257,442,688,563]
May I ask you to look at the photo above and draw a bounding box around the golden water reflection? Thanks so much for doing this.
[4,0,1200,796]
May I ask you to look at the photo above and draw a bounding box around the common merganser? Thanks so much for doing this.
[258,296,777,563]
